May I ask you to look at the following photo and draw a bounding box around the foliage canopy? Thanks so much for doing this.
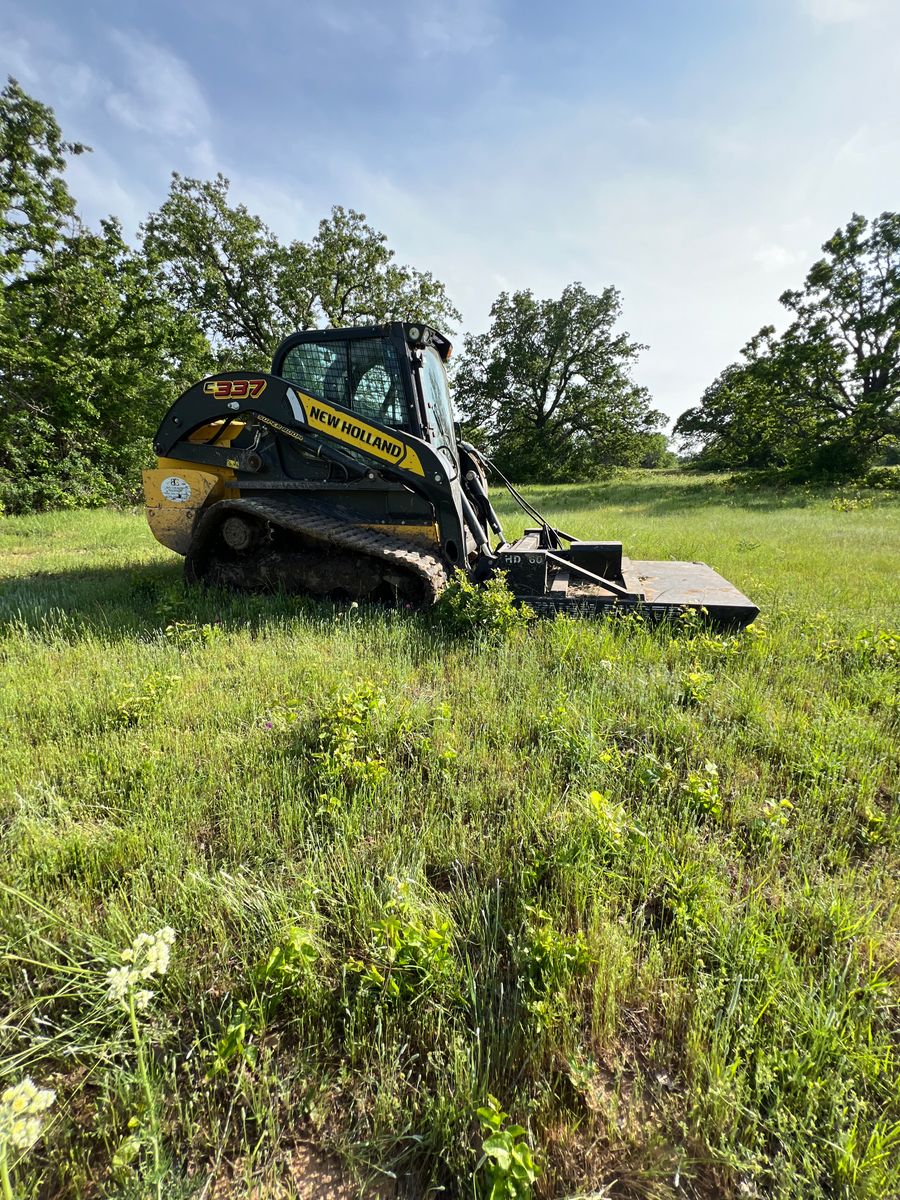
[0,79,210,514]
[676,212,900,477]
[141,175,461,369]
[454,283,664,482]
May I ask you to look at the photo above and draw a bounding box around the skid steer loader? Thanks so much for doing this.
[143,322,758,628]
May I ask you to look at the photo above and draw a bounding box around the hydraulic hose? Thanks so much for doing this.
[478,454,576,545]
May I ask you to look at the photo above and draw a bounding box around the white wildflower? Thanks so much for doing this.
[106,965,137,1007]
[141,937,171,980]
[106,927,175,1010]
[0,1077,55,1151]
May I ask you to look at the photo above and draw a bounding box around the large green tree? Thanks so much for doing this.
[1,217,212,513]
[0,79,211,514]
[676,212,900,476]
[0,77,87,277]
[142,176,460,369]
[453,283,663,481]
[140,174,283,370]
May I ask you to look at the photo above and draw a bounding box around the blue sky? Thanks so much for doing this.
[2,0,898,423]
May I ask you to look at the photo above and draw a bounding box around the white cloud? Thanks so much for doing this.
[829,122,900,170]
[0,18,220,229]
[321,57,899,426]
[416,0,502,55]
[104,29,210,141]
[800,0,892,22]
[753,243,806,272]
[66,148,153,231]
[0,24,56,84]
[0,21,104,112]
[224,172,311,244]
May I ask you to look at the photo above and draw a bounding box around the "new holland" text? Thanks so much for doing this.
[308,404,403,459]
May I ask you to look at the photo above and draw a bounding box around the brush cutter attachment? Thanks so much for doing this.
[494,530,758,629]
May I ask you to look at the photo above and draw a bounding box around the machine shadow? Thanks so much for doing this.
[0,555,733,651]
[0,559,187,640]
[0,558,446,644]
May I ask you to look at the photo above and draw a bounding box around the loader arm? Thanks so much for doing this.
[152,371,471,566]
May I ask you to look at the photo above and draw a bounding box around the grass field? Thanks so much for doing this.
[0,472,898,1199]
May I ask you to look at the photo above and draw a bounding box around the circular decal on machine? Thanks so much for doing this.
[161,476,192,503]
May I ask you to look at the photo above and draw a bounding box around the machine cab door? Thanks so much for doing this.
[272,322,461,482]
[413,342,459,480]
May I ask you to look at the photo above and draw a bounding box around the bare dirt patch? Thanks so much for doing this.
[205,1141,395,1200]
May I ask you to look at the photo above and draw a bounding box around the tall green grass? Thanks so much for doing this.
[0,473,897,1199]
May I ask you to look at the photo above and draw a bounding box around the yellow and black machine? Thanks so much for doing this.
[144,322,758,627]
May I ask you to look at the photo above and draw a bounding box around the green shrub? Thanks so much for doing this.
[344,880,462,1006]
[864,465,900,490]
[475,1096,541,1199]
[435,570,533,639]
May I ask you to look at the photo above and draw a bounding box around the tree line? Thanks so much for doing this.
[675,213,900,477]
[1,77,897,516]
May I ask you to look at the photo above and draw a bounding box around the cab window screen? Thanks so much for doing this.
[281,338,410,429]
[350,340,408,428]
[420,346,457,467]
[281,342,349,407]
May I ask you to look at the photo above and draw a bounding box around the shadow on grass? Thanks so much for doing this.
[0,557,458,646]
[0,555,718,654]
[0,558,326,641]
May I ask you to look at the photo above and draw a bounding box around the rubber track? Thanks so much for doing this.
[185,496,450,603]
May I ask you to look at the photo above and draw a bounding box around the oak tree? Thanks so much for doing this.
[142,177,460,369]
[454,283,663,480]
[677,213,900,476]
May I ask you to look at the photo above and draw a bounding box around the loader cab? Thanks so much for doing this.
[272,322,458,472]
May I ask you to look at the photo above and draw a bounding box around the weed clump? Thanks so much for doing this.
[476,1095,541,1198]
[112,672,180,727]
[435,570,533,639]
[682,760,723,820]
[518,905,591,1031]
[344,879,462,1007]
[267,681,456,815]
[210,926,322,1077]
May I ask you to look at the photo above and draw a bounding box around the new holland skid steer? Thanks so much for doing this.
[143,322,758,627]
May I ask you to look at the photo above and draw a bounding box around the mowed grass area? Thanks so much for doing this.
[0,472,898,1200]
